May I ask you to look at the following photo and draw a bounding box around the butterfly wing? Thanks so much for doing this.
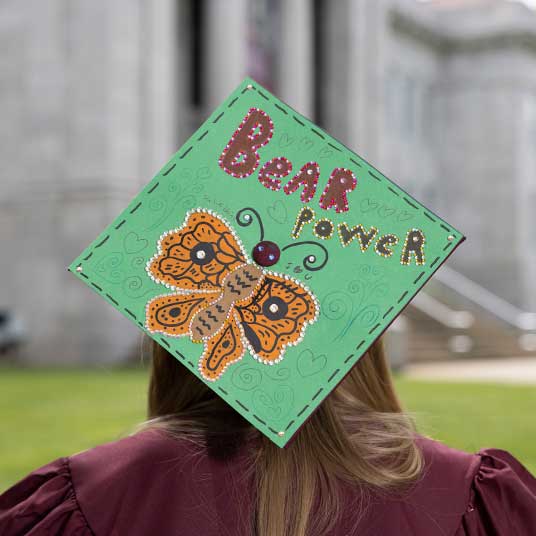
[146,209,248,292]
[145,290,221,336]
[235,274,319,364]
[199,312,246,381]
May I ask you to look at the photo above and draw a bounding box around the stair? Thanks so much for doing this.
[404,303,535,363]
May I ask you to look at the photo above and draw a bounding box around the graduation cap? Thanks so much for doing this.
[68,78,465,447]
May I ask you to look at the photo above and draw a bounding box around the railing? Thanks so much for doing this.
[411,292,474,329]
[434,266,536,331]
[407,264,536,354]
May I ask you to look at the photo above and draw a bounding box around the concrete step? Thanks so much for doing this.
[403,303,533,362]
[405,357,536,385]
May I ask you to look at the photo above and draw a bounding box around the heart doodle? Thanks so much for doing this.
[378,205,396,218]
[300,137,314,151]
[196,166,211,180]
[397,210,414,222]
[253,386,293,421]
[267,200,288,224]
[123,232,149,254]
[279,133,295,148]
[297,349,328,377]
[360,198,379,213]
[319,146,333,158]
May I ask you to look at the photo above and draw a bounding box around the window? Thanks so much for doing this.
[187,0,205,108]
[385,69,421,141]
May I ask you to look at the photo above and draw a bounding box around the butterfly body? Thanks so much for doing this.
[189,263,263,342]
[145,209,319,381]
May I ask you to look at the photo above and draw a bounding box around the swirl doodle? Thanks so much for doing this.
[130,256,145,269]
[122,276,152,299]
[322,264,388,341]
[321,291,352,321]
[231,365,262,391]
[94,253,124,284]
[143,166,209,231]
[265,367,291,382]
[148,198,165,212]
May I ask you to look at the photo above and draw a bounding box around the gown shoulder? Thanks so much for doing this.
[1,431,535,535]
[0,456,92,535]
[456,446,536,535]
[0,428,253,536]
[407,437,536,536]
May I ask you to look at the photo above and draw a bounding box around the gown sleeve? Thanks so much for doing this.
[458,448,536,535]
[0,457,93,535]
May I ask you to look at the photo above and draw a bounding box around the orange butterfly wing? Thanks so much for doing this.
[199,313,246,381]
[146,209,247,292]
[235,274,319,364]
[145,290,221,336]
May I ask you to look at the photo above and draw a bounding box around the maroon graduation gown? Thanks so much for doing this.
[1,429,535,535]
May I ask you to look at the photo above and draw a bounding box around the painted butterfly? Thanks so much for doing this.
[144,209,319,381]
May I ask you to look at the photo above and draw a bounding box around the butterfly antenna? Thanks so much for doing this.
[281,241,329,272]
[236,207,265,242]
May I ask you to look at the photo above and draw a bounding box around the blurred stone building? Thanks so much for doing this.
[1,0,535,364]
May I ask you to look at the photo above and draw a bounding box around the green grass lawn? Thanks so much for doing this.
[1,367,535,491]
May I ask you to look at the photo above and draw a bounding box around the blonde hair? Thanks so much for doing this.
[143,336,422,535]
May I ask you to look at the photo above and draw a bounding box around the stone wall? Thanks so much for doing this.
[1,0,534,363]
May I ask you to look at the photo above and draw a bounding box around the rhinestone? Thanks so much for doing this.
[269,303,279,313]
[196,250,206,260]
[76,266,83,272]
[307,169,314,175]
[448,235,455,241]
[308,255,316,262]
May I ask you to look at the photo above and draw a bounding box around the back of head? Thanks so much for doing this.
[144,337,422,536]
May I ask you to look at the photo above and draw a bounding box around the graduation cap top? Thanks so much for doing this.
[68,78,465,448]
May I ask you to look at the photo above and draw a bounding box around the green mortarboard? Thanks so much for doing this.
[68,77,465,447]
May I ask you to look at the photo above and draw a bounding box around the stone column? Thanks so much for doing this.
[0,0,183,364]
[278,0,314,118]
[204,0,248,110]
[346,0,387,164]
